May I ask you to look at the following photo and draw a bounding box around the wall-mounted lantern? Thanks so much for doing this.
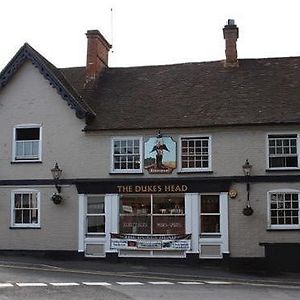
[51,162,63,204]
[242,159,253,216]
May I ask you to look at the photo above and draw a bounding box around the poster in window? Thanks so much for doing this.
[144,135,176,174]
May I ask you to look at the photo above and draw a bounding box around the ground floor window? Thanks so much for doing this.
[268,190,300,229]
[119,194,185,235]
[86,195,105,234]
[200,194,220,234]
[11,190,40,227]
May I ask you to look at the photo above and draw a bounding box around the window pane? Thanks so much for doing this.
[15,210,22,223]
[201,215,220,233]
[201,195,219,213]
[15,194,22,208]
[87,216,105,233]
[16,128,40,140]
[120,196,151,215]
[31,209,38,223]
[153,216,185,234]
[87,196,105,214]
[22,210,30,223]
[119,215,151,234]
[153,195,184,214]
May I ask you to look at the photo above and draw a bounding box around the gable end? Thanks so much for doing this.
[0,43,95,121]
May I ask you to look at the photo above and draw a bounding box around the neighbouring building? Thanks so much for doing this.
[0,20,300,269]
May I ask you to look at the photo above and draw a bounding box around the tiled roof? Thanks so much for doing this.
[3,42,300,130]
[61,57,300,130]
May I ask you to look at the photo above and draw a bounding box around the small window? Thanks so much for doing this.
[86,196,105,234]
[11,190,40,228]
[180,136,211,171]
[13,125,42,161]
[268,134,298,169]
[200,195,220,234]
[268,190,300,229]
[112,137,142,173]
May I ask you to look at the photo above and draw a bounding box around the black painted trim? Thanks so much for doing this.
[0,174,300,187]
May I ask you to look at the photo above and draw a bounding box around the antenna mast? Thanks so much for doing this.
[110,7,114,53]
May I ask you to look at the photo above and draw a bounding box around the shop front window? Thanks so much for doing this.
[119,194,185,235]
[200,195,220,234]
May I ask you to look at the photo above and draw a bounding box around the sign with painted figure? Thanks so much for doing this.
[144,134,176,174]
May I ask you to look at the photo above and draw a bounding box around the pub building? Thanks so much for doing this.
[1,20,300,269]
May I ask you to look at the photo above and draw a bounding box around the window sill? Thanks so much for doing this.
[11,161,42,164]
[266,227,300,231]
[177,170,213,174]
[109,172,144,175]
[266,168,300,172]
[10,226,41,229]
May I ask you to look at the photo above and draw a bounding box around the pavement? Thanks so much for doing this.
[1,254,300,288]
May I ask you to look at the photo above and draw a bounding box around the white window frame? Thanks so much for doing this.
[111,136,143,173]
[12,124,42,162]
[86,195,106,236]
[178,135,212,172]
[199,193,221,236]
[10,189,41,228]
[266,132,300,170]
[267,189,300,230]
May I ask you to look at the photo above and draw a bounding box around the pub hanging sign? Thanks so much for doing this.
[144,134,176,174]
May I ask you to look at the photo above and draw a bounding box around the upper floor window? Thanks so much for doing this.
[267,134,298,169]
[86,196,105,235]
[268,190,300,229]
[13,124,42,162]
[179,136,211,172]
[11,190,40,228]
[112,137,142,173]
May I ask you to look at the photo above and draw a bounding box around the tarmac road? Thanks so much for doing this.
[0,255,300,299]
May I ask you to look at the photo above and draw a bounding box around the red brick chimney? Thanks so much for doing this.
[223,19,239,67]
[86,30,111,82]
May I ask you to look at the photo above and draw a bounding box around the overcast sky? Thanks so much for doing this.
[1,0,300,70]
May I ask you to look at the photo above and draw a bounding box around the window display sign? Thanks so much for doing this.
[110,233,191,251]
[144,135,176,174]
